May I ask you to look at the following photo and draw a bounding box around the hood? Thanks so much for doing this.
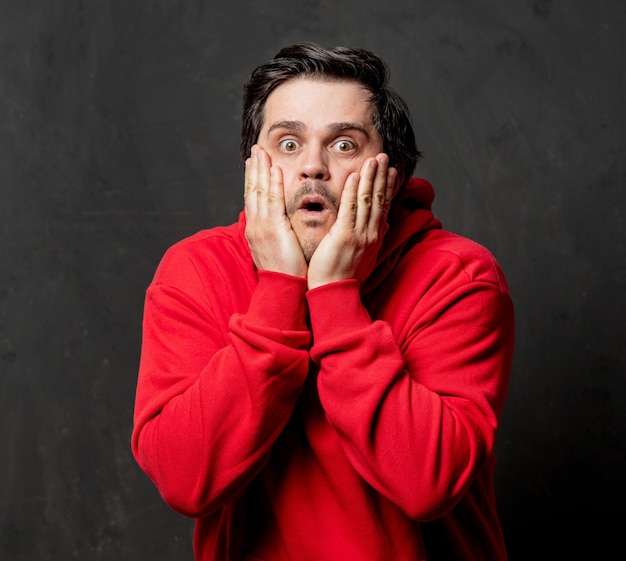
[362,177,442,296]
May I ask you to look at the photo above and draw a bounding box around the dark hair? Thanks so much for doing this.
[241,42,421,184]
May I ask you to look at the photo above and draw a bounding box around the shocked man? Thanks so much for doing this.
[132,42,515,561]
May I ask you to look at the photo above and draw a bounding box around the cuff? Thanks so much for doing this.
[247,270,309,331]
[306,279,371,341]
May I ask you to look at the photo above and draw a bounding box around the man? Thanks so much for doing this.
[131,42,515,560]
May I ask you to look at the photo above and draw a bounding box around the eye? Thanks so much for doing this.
[280,139,300,152]
[334,140,356,152]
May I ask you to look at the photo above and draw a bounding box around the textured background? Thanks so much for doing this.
[1,1,624,559]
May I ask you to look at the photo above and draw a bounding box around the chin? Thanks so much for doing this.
[292,219,331,262]
[295,233,322,263]
[300,240,319,264]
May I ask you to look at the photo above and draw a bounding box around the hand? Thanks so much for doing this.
[307,154,397,290]
[244,145,308,277]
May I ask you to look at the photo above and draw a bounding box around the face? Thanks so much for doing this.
[256,78,384,261]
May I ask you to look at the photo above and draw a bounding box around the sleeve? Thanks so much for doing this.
[307,267,514,520]
[131,249,311,518]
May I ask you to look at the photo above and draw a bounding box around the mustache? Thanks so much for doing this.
[286,181,338,217]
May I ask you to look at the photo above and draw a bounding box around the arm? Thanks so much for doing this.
[131,237,311,519]
[309,258,514,520]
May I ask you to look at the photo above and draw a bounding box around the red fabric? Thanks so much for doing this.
[132,178,515,560]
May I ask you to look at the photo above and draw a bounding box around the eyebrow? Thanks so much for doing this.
[265,120,371,137]
[266,120,304,135]
[329,122,370,136]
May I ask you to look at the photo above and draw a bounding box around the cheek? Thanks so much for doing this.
[332,162,362,190]
[279,167,298,191]
[280,173,299,205]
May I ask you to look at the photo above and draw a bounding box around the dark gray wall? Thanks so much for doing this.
[1,1,624,559]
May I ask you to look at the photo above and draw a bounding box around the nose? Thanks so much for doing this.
[298,145,330,181]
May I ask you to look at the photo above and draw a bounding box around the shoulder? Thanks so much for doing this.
[409,229,511,294]
[152,215,252,286]
[165,222,240,258]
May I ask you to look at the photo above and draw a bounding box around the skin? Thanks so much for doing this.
[244,78,398,290]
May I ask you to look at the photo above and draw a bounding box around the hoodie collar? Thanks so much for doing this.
[362,177,442,296]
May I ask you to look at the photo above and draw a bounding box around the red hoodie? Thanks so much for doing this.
[132,177,515,560]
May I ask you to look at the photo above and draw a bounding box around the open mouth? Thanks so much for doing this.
[299,196,328,213]
[288,183,338,218]
[304,201,325,211]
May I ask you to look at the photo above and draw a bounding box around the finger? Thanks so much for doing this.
[354,157,378,231]
[268,165,286,218]
[244,146,259,211]
[383,166,398,220]
[254,145,273,219]
[365,154,390,234]
[378,166,397,241]
[336,172,360,228]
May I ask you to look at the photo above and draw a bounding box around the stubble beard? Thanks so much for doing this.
[286,180,338,263]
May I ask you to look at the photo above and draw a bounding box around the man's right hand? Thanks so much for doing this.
[244,145,308,278]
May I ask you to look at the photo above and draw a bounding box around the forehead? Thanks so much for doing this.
[261,78,374,130]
